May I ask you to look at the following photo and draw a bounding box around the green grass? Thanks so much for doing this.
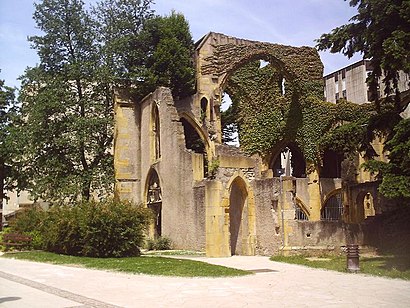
[270,254,410,280]
[2,251,250,277]
[142,249,206,256]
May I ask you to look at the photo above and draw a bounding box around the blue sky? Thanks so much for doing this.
[0,0,362,88]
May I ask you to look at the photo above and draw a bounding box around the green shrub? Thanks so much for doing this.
[9,206,47,233]
[44,199,152,257]
[146,236,173,250]
[8,199,152,257]
[6,206,47,251]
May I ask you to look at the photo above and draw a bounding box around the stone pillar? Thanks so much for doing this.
[278,177,296,254]
[114,89,141,204]
[205,180,230,257]
[308,169,321,221]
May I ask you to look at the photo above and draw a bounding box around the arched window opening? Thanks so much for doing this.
[281,77,286,95]
[357,191,375,220]
[152,105,161,160]
[200,97,208,123]
[146,169,162,237]
[294,203,308,221]
[259,59,270,68]
[321,192,343,221]
[181,118,208,176]
[221,92,240,146]
[321,150,342,178]
[272,145,306,178]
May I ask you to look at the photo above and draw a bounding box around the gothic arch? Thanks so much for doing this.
[269,142,307,178]
[321,189,343,221]
[145,167,163,237]
[179,112,212,157]
[150,102,161,161]
[294,196,310,219]
[199,33,323,93]
[222,172,256,256]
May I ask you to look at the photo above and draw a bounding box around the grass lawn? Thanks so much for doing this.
[270,254,410,280]
[2,251,250,277]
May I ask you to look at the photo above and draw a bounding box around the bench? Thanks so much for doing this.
[1,233,32,251]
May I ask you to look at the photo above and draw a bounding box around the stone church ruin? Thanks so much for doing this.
[114,32,390,257]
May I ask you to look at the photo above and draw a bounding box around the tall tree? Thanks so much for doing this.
[316,0,410,199]
[16,0,114,202]
[0,75,16,205]
[316,0,410,112]
[95,1,195,100]
[142,11,196,99]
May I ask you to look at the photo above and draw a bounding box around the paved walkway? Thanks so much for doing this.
[0,255,409,307]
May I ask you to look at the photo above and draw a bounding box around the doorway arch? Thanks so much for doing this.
[146,168,162,237]
[226,174,256,256]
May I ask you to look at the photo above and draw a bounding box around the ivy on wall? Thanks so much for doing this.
[223,60,374,167]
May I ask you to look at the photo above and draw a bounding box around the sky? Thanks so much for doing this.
[0,0,363,88]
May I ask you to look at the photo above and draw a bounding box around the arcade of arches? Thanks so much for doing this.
[114,32,389,257]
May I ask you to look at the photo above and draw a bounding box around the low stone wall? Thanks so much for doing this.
[284,221,364,255]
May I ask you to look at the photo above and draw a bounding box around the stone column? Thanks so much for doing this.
[114,89,141,204]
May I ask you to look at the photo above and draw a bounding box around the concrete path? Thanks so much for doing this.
[0,255,409,307]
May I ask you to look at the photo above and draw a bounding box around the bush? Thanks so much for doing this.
[146,236,173,250]
[9,206,47,234]
[8,199,152,257]
[5,206,47,251]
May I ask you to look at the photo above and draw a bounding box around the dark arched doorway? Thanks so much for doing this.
[146,169,162,237]
[229,177,248,255]
[271,143,306,177]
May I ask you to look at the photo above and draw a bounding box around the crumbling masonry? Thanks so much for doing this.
[114,33,385,257]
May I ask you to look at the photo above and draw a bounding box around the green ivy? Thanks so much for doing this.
[223,61,374,167]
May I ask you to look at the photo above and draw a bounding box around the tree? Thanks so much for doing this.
[16,0,114,202]
[0,75,16,204]
[95,1,195,100]
[94,0,154,98]
[364,118,410,198]
[142,11,196,99]
[316,0,410,199]
[316,0,410,112]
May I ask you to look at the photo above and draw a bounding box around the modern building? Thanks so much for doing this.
[324,59,410,105]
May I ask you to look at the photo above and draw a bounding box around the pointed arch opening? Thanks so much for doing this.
[146,168,162,237]
[294,197,309,221]
[151,104,161,161]
[180,117,208,178]
[270,143,306,178]
[229,177,249,255]
[321,191,343,221]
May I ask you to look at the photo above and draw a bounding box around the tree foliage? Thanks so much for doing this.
[16,0,114,202]
[95,1,195,100]
[10,0,195,203]
[363,118,410,198]
[317,0,410,199]
[0,76,17,202]
[316,0,410,112]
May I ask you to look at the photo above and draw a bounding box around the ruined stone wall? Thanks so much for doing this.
[139,88,206,251]
[285,221,364,255]
[253,178,282,255]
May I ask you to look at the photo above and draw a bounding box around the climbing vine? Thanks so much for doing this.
[222,60,374,167]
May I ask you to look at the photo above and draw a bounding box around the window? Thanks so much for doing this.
[295,204,308,221]
[321,193,343,221]
[200,97,208,123]
[152,104,161,160]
